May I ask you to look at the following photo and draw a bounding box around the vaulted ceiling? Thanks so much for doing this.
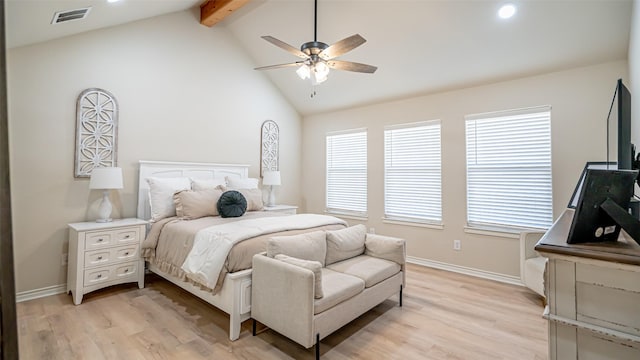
[6,0,635,116]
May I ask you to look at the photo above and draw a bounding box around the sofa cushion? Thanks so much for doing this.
[327,255,401,288]
[325,224,367,266]
[314,268,365,315]
[365,233,405,265]
[275,254,324,299]
[267,230,327,266]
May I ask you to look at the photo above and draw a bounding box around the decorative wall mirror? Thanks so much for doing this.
[260,120,279,176]
[74,88,119,178]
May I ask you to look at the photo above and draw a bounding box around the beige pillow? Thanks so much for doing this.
[236,188,264,211]
[173,188,223,220]
[364,233,406,265]
[191,178,226,191]
[146,177,191,222]
[325,224,367,265]
[275,254,323,299]
[267,230,327,266]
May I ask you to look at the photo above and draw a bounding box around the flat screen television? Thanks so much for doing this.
[614,79,633,170]
[567,169,640,245]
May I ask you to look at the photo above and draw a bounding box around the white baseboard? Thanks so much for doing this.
[15,258,522,302]
[16,283,67,303]
[407,256,523,286]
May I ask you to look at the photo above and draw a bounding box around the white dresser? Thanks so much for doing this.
[536,209,640,360]
[67,218,147,305]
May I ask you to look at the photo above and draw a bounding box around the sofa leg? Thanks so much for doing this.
[399,285,403,307]
[252,319,257,336]
[315,333,320,360]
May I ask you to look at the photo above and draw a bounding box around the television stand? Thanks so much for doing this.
[535,209,640,359]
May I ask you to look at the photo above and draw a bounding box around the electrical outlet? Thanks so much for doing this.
[453,240,461,251]
[61,253,68,266]
[369,227,375,234]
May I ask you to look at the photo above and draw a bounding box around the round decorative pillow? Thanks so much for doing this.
[217,190,248,218]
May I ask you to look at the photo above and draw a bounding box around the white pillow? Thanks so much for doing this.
[191,178,226,191]
[225,176,259,189]
[146,177,191,222]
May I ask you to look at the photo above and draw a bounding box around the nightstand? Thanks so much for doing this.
[67,218,147,305]
[263,204,298,215]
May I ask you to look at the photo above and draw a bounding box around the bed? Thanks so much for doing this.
[136,160,346,340]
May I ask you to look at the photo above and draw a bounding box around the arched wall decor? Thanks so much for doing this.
[74,88,119,178]
[260,120,279,176]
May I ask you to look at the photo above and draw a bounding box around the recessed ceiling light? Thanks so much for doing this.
[498,4,517,19]
[107,0,121,3]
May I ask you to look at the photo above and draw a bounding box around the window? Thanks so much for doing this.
[465,106,552,230]
[384,120,442,224]
[326,129,367,217]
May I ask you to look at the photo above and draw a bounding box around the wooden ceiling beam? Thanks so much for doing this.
[200,0,250,27]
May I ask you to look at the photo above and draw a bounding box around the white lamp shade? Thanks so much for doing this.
[262,171,281,186]
[89,167,124,189]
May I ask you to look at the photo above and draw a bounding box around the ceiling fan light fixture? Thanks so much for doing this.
[313,62,330,83]
[296,64,311,80]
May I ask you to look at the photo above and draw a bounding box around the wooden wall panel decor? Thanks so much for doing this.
[260,120,279,177]
[74,88,118,178]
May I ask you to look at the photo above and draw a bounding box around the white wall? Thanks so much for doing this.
[7,10,301,293]
[302,61,628,279]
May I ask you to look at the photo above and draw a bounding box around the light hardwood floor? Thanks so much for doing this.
[17,264,547,359]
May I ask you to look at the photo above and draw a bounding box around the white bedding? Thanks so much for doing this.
[181,214,347,288]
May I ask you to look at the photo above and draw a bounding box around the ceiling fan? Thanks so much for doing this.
[254,0,377,85]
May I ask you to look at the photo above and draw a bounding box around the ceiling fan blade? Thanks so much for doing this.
[261,36,309,59]
[254,62,304,71]
[327,60,377,74]
[318,34,366,60]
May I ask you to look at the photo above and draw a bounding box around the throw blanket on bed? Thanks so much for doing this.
[181,214,347,289]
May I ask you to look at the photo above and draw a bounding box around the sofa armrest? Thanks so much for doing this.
[365,233,406,286]
[251,254,316,348]
[365,233,406,265]
[519,230,546,285]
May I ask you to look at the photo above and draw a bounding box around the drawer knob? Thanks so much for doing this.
[124,252,129,256]
[97,256,103,260]
[124,269,129,273]
[125,235,130,239]
[97,238,103,242]
[97,274,102,278]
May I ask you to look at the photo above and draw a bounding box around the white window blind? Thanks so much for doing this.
[465,106,552,230]
[326,130,367,217]
[384,120,442,224]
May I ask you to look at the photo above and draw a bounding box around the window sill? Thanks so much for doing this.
[463,226,523,239]
[383,218,444,230]
[325,212,368,222]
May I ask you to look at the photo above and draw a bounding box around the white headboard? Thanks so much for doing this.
[137,160,250,221]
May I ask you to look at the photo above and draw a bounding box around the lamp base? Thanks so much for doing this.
[266,186,276,207]
[96,190,113,223]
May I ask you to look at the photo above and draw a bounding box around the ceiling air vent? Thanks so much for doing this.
[51,7,91,24]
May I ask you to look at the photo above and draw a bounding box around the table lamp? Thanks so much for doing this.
[89,167,123,222]
[262,171,281,207]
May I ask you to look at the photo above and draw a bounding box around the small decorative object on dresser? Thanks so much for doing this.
[67,218,147,305]
[263,204,298,215]
[262,170,281,207]
[89,167,123,223]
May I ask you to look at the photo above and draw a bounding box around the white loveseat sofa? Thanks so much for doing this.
[251,224,405,359]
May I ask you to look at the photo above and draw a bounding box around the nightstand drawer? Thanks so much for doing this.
[114,229,138,245]
[83,262,139,287]
[85,232,113,249]
[84,245,138,267]
[84,267,111,286]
